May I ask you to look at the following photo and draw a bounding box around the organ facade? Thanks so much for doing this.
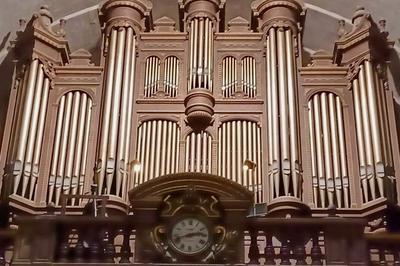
[0,0,400,265]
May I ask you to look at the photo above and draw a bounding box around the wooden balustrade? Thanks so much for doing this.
[9,212,400,265]
[246,217,367,265]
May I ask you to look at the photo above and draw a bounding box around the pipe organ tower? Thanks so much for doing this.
[1,0,400,244]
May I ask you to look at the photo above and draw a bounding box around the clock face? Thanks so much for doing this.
[170,217,210,255]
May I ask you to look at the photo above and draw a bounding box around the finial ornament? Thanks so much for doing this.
[378,18,387,33]
[337,19,347,39]
[57,19,67,37]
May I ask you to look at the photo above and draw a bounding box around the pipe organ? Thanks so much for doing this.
[10,59,50,200]
[1,0,400,222]
[185,131,212,173]
[163,56,180,97]
[48,92,93,205]
[352,61,395,203]
[96,25,137,197]
[188,17,214,91]
[241,56,257,98]
[308,93,349,208]
[222,56,237,97]
[218,120,263,203]
[134,120,180,187]
[265,27,301,199]
[144,56,161,97]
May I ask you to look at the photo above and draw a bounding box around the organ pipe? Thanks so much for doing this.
[144,56,161,97]
[115,27,134,197]
[352,61,392,203]
[10,59,50,201]
[218,120,263,203]
[96,26,137,196]
[163,56,179,97]
[48,92,92,205]
[134,120,180,187]
[21,65,44,197]
[308,93,350,208]
[277,28,290,196]
[185,132,212,173]
[359,66,377,200]
[13,59,39,195]
[266,26,301,199]
[188,17,214,91]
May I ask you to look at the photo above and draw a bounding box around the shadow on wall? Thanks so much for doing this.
[388,49,400,160]
[0,41,14,154]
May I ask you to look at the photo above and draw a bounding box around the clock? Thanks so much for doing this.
[169,217,211,255]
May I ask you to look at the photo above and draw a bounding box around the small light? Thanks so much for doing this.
[243,159,256,171]
[130,159,142,173]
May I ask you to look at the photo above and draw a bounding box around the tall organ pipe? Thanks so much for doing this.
[48,96,66,202]
[308,100,319,206]
[285,29,299,198]
[359,66,376,200]
[218,121,263,202]
[106,28,126,194]
[48,92,92,205]
[269,28,280,197]
[189,17,213,91]
[267,36,274,198]
[71,94,88,204]
[63,91,81,196]
[365,61,385,196]
[277,28,290,196]
[353,79,368,202]
[29,78,50,200]
[97,29,117,194]
[13,59,39,194]
[22,65,44,197]
[134,120,180,186]
[309,93,350,208]
[116,27,133,197]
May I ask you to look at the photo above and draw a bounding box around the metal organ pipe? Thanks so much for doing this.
[266,26,301,199]
[116,27,134,197]
[48,92,93,205]
[21,65,44,197]
[308,93,350,208]
[163,56,179,97]
[218,121,263,203]
[277,28,290,196]
[352,61,391,202]
[97,28,117,195]
[96,26,137,196]
[353,79,368,202]
[359,66,377,200]
[185,132,212,173]
[13,59,39,194]
[10,59,50,200]
[134,120,180,187]
[188,17,213,91]
[365,61,385,197]
[268,27,280,197]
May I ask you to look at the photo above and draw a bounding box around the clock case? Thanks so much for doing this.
[129,173,253,264]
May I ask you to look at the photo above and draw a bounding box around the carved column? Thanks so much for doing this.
[180,0,225,131]
[252,0,305,200]
[96,0,152,199]
[0,6,69,202]
[334,6,399,204]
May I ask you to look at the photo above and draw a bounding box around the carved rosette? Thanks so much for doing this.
[184,88,215,131]
[99,0,153,36]
[251,0,305,34]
